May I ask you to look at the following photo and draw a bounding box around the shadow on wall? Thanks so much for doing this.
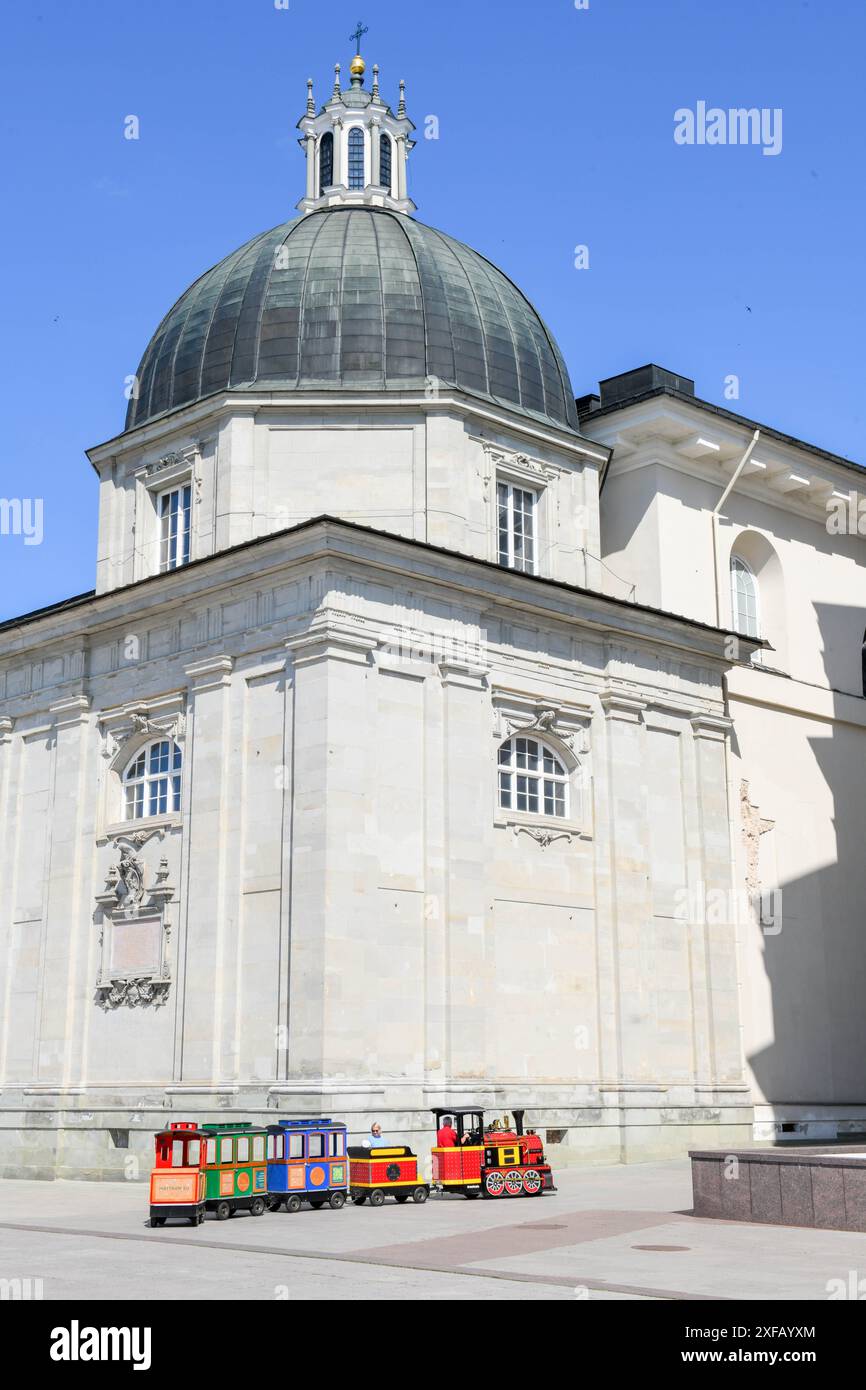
[743,599,866,1116]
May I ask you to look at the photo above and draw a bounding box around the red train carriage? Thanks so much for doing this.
[431,1107,555,1199]
[348,1145,429,1206]
[148,1122,207,1226]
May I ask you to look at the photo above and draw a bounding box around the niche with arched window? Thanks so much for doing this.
[123,739,183,820]
[497,736,569,818]
[348,127,365,189]
[730,555,760,639]
[318,131,333,193]
[379,134,392,193]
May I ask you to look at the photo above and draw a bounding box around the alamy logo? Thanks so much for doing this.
[49,1321,152,1371]
[0,497,43,545]
[674,101,783,156]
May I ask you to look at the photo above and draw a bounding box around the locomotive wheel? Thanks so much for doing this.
[484,1171,505,1197]
[522,1169,543,1195]
[285,1195,302,1214]
[351,1193,367,1205]
[504,1169,524,1196]
[369,1189,386,1207]
[216,1202,231,1221]
[329,1191,346,1210]
[250,1196,266,1217]
[412,1186,428,1204]
[394,1193,409,1204]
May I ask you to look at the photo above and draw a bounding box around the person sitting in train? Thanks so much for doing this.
[436,1116,458,1147]
[362,1122,385,1149]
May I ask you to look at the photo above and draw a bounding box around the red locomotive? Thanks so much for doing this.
[431,1107,555,1198]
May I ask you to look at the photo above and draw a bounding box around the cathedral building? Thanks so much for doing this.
[1,47,864,1178]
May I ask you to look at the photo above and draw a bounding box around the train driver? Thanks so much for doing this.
[436,1116,458,1147]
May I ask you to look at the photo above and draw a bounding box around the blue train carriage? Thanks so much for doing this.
[265,1117,349,1212]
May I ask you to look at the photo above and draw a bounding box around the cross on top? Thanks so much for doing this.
[350,20,368,54]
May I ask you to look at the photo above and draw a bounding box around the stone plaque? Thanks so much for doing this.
[109,915,162,976]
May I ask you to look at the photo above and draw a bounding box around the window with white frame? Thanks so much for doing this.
[498,736,568,818]
[730,556,759,638]
[158,483,192,572]
[123,738,182,820]
[497,481,537,573]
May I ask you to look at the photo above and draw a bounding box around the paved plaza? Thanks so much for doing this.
[1,1159,864,1301]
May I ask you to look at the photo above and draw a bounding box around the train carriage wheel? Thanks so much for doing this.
[309,1199,325,1210]
[484,1170,505,1197]
[285,1195,302,1214]
[463,1187,480,1200]
[522,1169,543,1195]
[266,1195,280,1212]
[196,1209,205,1224]
[504,1169,524,1196]
[351,1192,367,1205]
[216,1202,231,1221]
[250,1196,266,1216]
[412,1186,428,1204]
[369,1189,385,1207]
[329,1190,346,1209]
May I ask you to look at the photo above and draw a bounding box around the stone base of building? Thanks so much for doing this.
[752,1103,866,1146]
[0,1081,760,1181]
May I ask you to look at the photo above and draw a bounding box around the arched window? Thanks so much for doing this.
[730,555,759,638]
[379,133,392,192]
[348,127,365,189]
[497,736,568,818]
[123,739,182,820]
[318,131,333,193]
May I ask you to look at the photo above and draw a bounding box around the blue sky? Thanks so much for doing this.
[1,0,864,619]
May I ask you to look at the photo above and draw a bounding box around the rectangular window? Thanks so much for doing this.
[205,1138,216,1165]
[274,1134,284,1159]
[187,1139,201,1167]
[158,483,192,573]
[236,1136,250,1163]
[171,1139,185,1168]
[219,1137,233,1164]
[497,481,537,573]
[252,1135,265,1162]
[288,1134,303,1159]
[307,1133,324,1159]
[267,1135,275,1160]
[327,1131,344,1157]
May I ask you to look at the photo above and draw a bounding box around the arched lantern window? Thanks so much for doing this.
[123,739,182,820]
[319,131,334,193]
[348,127,365,189]
[379,134,392,192]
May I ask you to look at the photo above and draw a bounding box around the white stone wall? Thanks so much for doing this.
[0,519,752,1175]
[584,397,866,1141]
[89,395,605,596]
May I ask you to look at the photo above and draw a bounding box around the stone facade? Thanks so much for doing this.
[0,427,757,1176]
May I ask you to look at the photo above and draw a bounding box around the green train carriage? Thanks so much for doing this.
[201,1122,268,1220]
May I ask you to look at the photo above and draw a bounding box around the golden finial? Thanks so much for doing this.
[350,54,366,79]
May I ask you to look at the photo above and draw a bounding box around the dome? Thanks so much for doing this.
[125,207,579,434]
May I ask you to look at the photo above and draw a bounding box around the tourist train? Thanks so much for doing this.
[148,1107,555,1225]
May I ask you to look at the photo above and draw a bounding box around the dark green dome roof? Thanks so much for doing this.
[125,207,579,434]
